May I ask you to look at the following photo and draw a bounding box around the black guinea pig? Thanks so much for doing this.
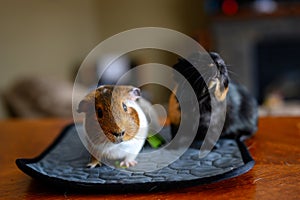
[168,52,258,142]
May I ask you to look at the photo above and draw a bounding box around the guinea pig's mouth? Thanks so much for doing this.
[113,137,123,144]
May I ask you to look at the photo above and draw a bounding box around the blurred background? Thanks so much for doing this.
[0,0,299,119]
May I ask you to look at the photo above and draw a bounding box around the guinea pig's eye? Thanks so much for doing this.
[97,108,103,118]
[122,102,127,112]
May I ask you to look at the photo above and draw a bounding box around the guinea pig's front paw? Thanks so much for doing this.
[87,161,102,168]
[120,160,138,168]
[208,78,229,102]
[208,52,229,102]
[87,157,102,168]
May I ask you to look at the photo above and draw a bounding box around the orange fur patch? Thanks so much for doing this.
[168,90,181,126]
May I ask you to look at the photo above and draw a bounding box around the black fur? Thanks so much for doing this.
[171,52,258,141]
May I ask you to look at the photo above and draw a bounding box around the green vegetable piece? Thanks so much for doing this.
[147,133,166,149]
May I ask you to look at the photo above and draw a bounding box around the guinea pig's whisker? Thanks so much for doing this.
[226,67,238,78]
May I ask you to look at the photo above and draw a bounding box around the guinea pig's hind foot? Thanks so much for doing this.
[87,156,102,168]
[120,160,137,168]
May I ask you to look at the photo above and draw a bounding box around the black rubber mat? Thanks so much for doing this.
[16,124,254,192]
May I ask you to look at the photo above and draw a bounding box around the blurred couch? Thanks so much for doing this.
[3,76,87,118]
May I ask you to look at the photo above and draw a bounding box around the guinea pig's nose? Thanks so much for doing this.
[112,131,125,137]
[112,131,125,144]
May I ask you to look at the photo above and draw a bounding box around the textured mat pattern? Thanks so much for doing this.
[16,124,254,192]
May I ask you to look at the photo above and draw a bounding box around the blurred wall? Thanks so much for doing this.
[0,0,204,118]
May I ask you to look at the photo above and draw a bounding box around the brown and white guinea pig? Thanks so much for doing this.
[77,85,157,168]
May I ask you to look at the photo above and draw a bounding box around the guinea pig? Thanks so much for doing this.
[77,85,151,168]
[169,52,258,141]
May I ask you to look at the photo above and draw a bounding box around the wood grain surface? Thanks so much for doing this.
[0,117,299,199]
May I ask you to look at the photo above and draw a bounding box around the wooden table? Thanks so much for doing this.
[1,117,300,199]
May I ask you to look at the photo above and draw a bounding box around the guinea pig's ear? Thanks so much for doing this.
[77,91,96,113]
[129,87,141,101]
